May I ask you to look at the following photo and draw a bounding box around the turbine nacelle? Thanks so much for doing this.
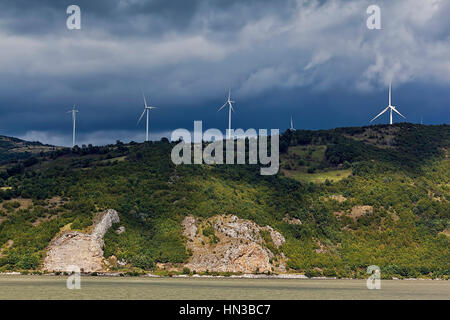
[67,106,79,114]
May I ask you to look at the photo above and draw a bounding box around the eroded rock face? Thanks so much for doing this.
[262,226,286,248]
[92,210,120,241]
[181,216,197,240]
[182,215,286,274]
[43,209,119,273]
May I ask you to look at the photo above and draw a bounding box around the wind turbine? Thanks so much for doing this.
[137,93,157,142]
[370,82,406,125]
[290,116,295,131]
[218,89,235,139]
[67,106,78,147]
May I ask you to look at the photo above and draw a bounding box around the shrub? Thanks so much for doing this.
[202,224,218,244]
[305,269,322,278]
[17,254,39,270]
[131,255,154,270]
[182,267,191,275]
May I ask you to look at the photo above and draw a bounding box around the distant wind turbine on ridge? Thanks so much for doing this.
[67,106,78,147]
[290,116,295,131]
[137,93,157,142]
[370,82,406,125]
[218,89,235,139]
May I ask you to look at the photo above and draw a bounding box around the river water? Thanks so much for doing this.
[0,275,448,300]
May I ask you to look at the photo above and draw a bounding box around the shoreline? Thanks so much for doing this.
[0,272,446,281]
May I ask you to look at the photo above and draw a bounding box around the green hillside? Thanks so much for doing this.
[0,123,449,279]
[0,136,60,164]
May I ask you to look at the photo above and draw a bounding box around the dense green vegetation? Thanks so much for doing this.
[0,123,448,279]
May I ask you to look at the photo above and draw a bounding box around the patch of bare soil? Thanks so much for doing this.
[0,198,33,211]
[44,196,67,209]
[0,240,14,257]
[334,205,373,220]
[344,126,400,149]
[328,195,347,203]
[350,205,373,218]
[315,241,328,253]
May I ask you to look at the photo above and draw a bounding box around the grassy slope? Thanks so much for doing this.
[0,124,448,278]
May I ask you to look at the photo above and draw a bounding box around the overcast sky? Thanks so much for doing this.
[0,0,449,146]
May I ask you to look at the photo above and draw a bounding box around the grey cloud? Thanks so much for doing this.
[19,129,172,147]
[0,0,448,145]
[0,0,296,37]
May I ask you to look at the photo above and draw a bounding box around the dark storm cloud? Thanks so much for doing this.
[0,0,296,36]
[0,0,448,146]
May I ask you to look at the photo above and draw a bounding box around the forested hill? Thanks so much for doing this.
[0,135,59,163]
[0,123,448,279]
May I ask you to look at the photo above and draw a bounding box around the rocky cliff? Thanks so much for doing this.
[42,209,119,273]
[182,215,286,274]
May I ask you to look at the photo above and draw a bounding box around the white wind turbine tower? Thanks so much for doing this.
[370,82,406,125]
[67,106,78,147]
[137,93,157,142]
[218,89,235,139]
[290,116,295,131]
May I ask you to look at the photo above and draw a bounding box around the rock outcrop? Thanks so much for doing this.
[43,209,119,273]
[261,226,286,248]
[115,226,126,235]
[182,215,286,274]
[283,215,302,225]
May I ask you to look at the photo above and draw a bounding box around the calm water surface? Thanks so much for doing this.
[0,275,448,300]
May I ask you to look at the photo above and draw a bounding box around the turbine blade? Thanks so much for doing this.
[218,102,227,112]
[137,109,146,125]
[142,93,148,108]
[370,107,389,122]
[392,107,406,119]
